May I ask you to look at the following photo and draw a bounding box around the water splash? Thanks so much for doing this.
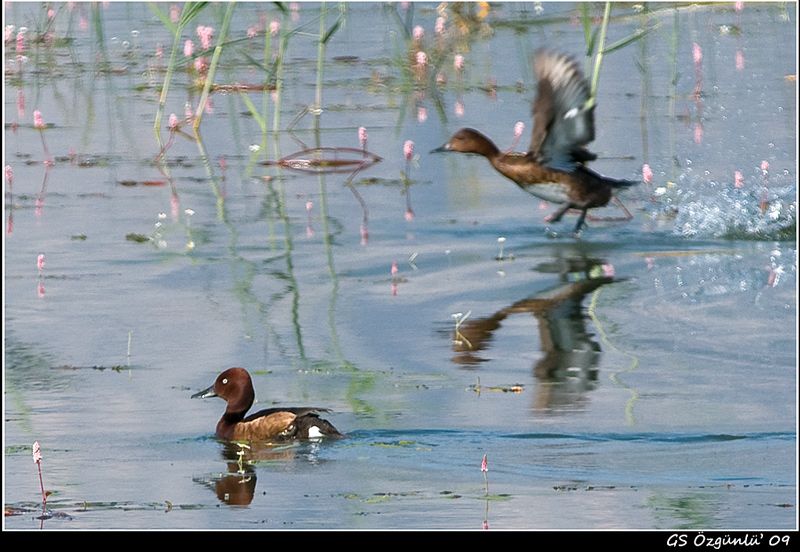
[648,172,796,240]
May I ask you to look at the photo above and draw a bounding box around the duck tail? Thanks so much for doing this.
[606,176,639,189]
[296,414,344,439]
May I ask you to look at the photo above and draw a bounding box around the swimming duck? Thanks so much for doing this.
[192,367,342,441]
[432,49,637,234]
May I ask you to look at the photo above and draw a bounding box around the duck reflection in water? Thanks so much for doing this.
[451,254,616,412]
[195,441,320,506]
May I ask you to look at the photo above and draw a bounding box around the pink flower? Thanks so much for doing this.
[415,51,428,67]
[5,165,13,185]
[37,253,45,273]
[692,42,702,65]
[642,163,653,184]
[33,441,42,464]
[290,3,300,22]
[413,25,424,41]
[269,20,281,36]
[735,49,745,71]
[194,57,208,73]
[16,30,25,54]
[403,140,415,161]
[404,208,415,222]
[760,160,769,173]
[513,121,525,138]
[168,113,179,130]
[391,261,398,277]
[734,1,744,13]
[48,8,55,19]
[306,200,313,212]
[33,110,45,130]
[417,106,428,123]
[171,193,180,221]
[196,25,214,50]
[734,170,744,188]
[601,263,615,278]
[454,54,464,71]
[435,17,445,35]
[481,454,488,473]
[5,25,15,43]
[358,126,368,149]
[170,4,180,23]
[247,25,259,39]
[454,99,464,117]
[155,43,164,59]
[693,123,703,145]
[184,39,194,57]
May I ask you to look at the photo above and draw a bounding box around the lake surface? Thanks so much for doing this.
[3,2,796,530]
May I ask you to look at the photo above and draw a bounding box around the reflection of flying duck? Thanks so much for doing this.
[452,255,615,411]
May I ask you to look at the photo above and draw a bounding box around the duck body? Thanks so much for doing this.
[432,50,638,234]
[192,367,342,441]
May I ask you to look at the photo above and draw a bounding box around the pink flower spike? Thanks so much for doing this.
[403,140,415,161]
[413,25,424,41]
[454,99,464,117]
[184,39,194,58]
[16,30,25,54]
[358,126,368,149]
[454,54,465,71]
[734,170,744,188]
[435,17,445,35]
[170,4,180,23]
[601,263,615,278]
[404,208,415,222]
[391,261,399,277]
[171,193,180,221]
[5,165,13,185]
[196,25,214,50]
[692,42,703,65]
[269,20,281,36]
[734,1,744,13]
[417,106,428,123]
[48,8,55,19]
[33,441,42,464]
[33,110,45,129]
[760,160,769,173]
[247,26,258,39]
[168,113,179,130]
[37,254,45,273]
[415,51,428,67]
[513,121,525,138]
[5,25,14,43]
[735,49,745,71]
[693,123,703,145]
[642,163,653,184]
[306,200,313,212]
[155,43,164,59]
[481,454,488,472]
[194,56,208,73]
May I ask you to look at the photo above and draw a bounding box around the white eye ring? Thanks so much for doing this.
[222,378,228,384]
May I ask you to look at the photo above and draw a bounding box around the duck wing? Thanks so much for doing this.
[243,406,331,422]
[529,50,596,172]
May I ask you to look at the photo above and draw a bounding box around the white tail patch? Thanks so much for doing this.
[307,426,324,439]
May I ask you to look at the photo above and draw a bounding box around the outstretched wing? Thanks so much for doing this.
[529,50,596,172]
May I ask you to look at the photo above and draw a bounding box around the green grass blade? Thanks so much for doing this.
[239,91,267,132]
[148,3,177,36]
[602,25,657,55]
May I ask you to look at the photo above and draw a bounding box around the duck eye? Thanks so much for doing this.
[222,378,228,384]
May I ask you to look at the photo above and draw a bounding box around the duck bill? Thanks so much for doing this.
[191,384,217,399]
[430,144,451,154]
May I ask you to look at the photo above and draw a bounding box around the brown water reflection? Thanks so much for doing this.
[452,254,615,411]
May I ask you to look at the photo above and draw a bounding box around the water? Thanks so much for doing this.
[3,2,796,530]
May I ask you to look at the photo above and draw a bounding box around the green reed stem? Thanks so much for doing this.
[193,2,235,132]
[588,1,612,107]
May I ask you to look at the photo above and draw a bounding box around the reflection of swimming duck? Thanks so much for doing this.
[452,255,614,410]
[192,368,342,441]
[432,50,637,234]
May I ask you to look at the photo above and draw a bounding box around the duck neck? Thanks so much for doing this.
[221,387,255,424]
